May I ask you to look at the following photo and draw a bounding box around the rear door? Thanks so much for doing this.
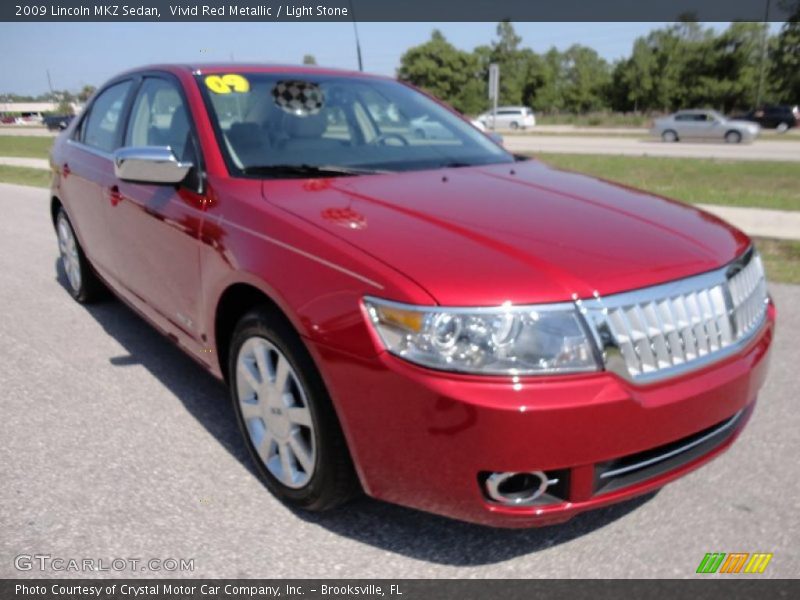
[108,74,207,342]
[60,80,134,276]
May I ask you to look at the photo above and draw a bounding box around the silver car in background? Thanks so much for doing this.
[651,110,760,143]
[477,106,536,130]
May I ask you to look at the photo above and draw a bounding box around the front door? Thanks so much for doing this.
[107,75,206,343]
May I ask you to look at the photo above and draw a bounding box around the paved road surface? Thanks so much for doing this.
[0,183,797,578]
[505,135,800,162]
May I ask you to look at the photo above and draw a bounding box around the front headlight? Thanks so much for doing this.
[363,297,599,376]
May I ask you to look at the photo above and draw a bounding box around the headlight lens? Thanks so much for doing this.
[363,297,599,375]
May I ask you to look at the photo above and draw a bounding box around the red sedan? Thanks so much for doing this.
[49,64,774,527]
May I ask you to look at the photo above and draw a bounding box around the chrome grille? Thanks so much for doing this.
[581,249,768,383]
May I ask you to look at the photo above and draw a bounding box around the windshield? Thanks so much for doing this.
[196,72,513,176]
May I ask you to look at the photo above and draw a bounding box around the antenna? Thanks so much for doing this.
[348,0,364,71]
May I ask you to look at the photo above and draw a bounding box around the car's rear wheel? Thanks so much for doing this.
[229,308,358,511]
[661,130,678,143]
[509,121,520,130]
[725,130,742,144]
[776,122,790,133]
[55,209,104,303]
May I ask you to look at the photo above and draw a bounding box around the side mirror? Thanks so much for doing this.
[113,146,192,184]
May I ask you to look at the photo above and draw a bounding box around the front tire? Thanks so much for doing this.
[229,308,358,511]
[661,130,678,143]
[55,208,104,303]
[776,122,789,133]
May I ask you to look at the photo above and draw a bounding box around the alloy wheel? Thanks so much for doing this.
[57,214,82,292]
[236,337,317,489]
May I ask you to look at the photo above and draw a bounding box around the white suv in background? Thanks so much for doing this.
[478,106,536,130]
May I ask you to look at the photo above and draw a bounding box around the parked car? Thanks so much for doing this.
[477,106,536,130]
[651,110,760,143]
[50,65,774,528]
[740,105,799,132]
[43,114,74,131]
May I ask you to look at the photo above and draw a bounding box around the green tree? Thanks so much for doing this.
[397,30,484,114]
[77,85,96,103]
[487,21,528,105]
[769,16,800,104]
[54,91,75,115]
[560,45,611,112]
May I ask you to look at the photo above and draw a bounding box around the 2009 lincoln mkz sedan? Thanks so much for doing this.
[50,64,774,527]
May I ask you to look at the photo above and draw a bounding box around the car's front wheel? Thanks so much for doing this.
[229,308,358,511]
[776,122,790,133]
[661,130,678,143]
[55,208,105,303]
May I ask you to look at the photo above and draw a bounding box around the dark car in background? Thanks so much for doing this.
[43,114,74,131]
[742,105,799,132]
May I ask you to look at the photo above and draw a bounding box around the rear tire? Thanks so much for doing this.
[509,121,520,130]
[725,130,742,144]
[55,208,105,303]
[661,130,678,143]
[776,122,789,133]
[229,308,359,511]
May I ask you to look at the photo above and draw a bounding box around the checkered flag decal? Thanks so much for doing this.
[272,81,324,115]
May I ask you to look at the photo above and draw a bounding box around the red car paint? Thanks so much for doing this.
[50,65,774,527]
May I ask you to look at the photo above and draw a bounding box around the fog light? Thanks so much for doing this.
[484,471,555,506]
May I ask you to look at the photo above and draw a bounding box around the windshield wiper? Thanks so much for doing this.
[241,164,387,177]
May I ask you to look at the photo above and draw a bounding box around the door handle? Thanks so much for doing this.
[108,185,123,207]
[62,163,71,178]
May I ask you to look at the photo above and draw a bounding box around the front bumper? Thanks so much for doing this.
[312,303,775,528]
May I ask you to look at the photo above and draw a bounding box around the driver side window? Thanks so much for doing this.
[125,77,197,164]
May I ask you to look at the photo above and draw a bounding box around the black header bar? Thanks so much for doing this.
[2,0,798,23]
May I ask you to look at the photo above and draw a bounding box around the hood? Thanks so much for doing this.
[262,160,750,306]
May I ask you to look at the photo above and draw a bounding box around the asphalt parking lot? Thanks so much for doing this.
[0,182,798,579]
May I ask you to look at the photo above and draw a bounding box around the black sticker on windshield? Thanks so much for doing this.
[272,81,324,116]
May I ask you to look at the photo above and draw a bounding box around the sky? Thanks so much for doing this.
[0,21,783,96]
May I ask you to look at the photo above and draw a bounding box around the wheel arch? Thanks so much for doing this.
[50,195,63,226]
[213,281,299,383]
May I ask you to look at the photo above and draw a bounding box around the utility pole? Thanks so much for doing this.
[348,0,363,71]
[46,69,54,96]
[755,0,771,109]
[488,63,499,130]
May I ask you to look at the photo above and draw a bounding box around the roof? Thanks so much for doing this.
[117,63,388,81]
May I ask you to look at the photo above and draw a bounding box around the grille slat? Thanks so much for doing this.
[584,250,767,383]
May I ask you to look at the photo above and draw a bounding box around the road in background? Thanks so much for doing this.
[0,127,56,137]
[504,135,800,162]
[0,182,797,578]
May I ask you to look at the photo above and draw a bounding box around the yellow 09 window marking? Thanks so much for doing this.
[205,74,250,94]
